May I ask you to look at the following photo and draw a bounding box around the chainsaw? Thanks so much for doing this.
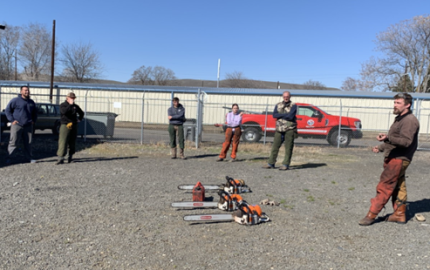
[183,201,269,225]
[171,190,243,211]
[178,176,252,194]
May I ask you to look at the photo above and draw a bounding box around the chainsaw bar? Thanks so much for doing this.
[178,185,251,193]
[171,202,218,208]
[178,184,221,190]
[183,214,233,222]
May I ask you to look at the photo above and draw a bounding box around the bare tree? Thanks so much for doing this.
[0,24,20,80]
[224,71,262,88]
[341,76,374,91]
[128,65,176,85]
[303,79,326,89]
[341,77,359,91]
[128,65,153,85]
[359,15,430,92]
[60,42,102,82]
[151,66,176,85]
[18,23,52,80]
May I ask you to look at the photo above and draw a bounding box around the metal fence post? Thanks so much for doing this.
[415,98,421,149]
[263,99,268,145]
[387,111,391,131]
[55,86,61,105]
[146,101,149,125]
[201,92,205,145]
[337,99,342,148]
[195,88,201,149]
[84,90,88,142]
[140,92,145,145]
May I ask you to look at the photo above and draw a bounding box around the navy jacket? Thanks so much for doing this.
[168,104,186,125]
[5,95,38,127]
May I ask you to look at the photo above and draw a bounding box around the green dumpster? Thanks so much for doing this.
[78,112,118,138]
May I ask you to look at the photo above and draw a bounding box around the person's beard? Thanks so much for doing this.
[393,107,404,115]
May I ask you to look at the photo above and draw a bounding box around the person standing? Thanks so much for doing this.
[5,86,38,164]
[217,104,243,162]
[359,93,419,226]
[168,97,186,159]
[262,91,297,170]
[56,92,84,165]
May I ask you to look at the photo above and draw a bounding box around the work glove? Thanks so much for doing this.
[66,123,73,130]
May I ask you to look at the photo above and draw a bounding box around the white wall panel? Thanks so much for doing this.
[1,86,428,133]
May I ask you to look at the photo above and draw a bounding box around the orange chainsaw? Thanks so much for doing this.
[178,176,251,194]
[171,190,243,211]
[183,201,270,225]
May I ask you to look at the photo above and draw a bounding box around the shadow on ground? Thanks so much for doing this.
[406,199,430,222]
[187,154,218,159]
[36,156,138,164]
[0,133,103,168]
[292,163,327,169]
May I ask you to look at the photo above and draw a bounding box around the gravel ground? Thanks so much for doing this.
[1,136,430,270]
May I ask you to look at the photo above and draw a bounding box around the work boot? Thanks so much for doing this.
[171,148,177,159]
[262,163,275,169]
[68,155,73,163]
[279,165,289,170]
[359,211,378,226]
[386,203,406,224]
[179,148,187,160]
[56,158,64,165]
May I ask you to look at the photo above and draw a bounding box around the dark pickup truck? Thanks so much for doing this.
[1,103,61,134]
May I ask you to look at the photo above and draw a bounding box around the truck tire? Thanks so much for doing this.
[241,127,262,143]
[328,129,351,147]
[52,121,61,135]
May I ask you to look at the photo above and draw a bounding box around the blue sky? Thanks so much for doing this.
[1,0,428,88]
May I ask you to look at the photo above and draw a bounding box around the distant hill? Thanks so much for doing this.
[130,79,340,91]
[13,75,340,90]
[124,79,340,91]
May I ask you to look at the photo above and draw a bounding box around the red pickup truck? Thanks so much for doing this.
[231,103,362,147]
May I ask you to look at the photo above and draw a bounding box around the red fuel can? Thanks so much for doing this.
[192,182,205,202]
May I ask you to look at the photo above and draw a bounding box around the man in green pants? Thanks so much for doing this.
[56,92,84,165]
[168,97,186,159]
[262,91,297,170]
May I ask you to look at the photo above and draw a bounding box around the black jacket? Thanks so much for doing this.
[60,101,84,124]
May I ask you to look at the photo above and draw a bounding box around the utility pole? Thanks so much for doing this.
[49,20,56,103]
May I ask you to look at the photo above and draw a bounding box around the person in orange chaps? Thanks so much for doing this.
[359,93,419,226]
[217,104,243,162]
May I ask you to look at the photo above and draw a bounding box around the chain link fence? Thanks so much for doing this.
[1,85,429,151]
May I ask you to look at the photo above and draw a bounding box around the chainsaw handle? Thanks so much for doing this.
[238,202,252,223]
[217,190,232,201]
[238,201,251,212]
[225,176,237,187]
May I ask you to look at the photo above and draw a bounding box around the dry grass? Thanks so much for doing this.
[76,140,360,167]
